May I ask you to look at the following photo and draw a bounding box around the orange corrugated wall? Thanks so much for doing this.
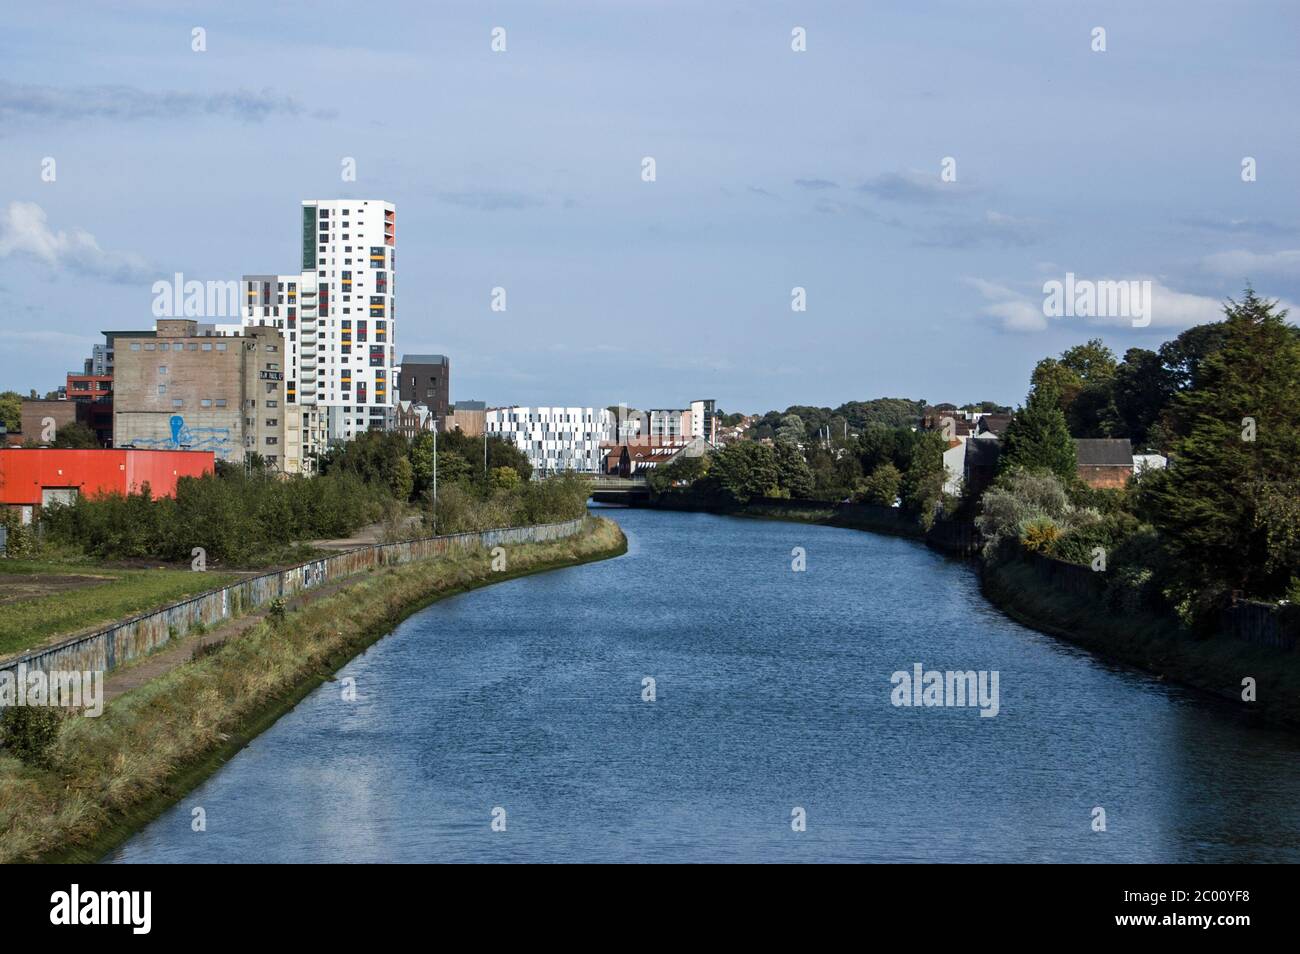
[0,449,214,505]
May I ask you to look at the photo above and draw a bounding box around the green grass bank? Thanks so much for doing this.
[0,561,241,657]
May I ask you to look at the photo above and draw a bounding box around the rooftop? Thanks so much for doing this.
[1075,438,1134,466]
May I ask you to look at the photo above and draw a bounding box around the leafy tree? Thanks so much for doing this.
[1158,321,1228,393]
[1059,338,1118,384]
[409,433,435,497]
[858,462,901,506]
[857,422,901,473]
[1032,339,1118,434]
[709,441,778,503]
[748,398,926,442]
[435,449,472,488]
[1030,358,1084,417]
[490,465,521,491]
[647,452,708,493]
[959,400,1013,414]
[901,430,947,525]
[391,456,414,502]
[0,391,20,433]
[776,414,806,445]
[773,440,815,498]
[50,421,99,448]
[999,383,1077,482]
[1145,289,1300,599]
[833,398,926,429]
[1110,348,1170,447]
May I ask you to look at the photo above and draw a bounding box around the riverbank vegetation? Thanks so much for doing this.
[981,289,1300,629]
[14,430,584,570]
[650,417,950,527]
[648,288,1299,702]
[0,517,626,863]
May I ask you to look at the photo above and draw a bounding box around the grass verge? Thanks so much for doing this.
[983,557,1300,729]
[0,561,240,658]
[0,516,626,863]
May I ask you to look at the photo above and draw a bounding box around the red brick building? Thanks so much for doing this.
[1074,439,1134,489]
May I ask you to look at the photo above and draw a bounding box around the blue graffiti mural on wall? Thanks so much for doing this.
[128,415,234,459]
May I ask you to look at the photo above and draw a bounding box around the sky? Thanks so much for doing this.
[2,0,1298,415]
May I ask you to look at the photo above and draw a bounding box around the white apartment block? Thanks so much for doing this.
[240,199,397,465]
[485,407,613,475]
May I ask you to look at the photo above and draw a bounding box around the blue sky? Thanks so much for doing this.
[2,0,1298,414]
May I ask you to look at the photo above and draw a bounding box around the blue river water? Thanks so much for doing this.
[111,506,1300,862]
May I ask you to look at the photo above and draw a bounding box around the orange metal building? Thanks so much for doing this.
[0,448,215,510]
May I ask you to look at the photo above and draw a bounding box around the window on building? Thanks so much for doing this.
[172,399,183,407]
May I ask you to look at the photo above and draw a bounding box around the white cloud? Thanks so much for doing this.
[0,201,151,283]
[1201,248,1300,279]
[968,274,1239,333]
[966,277,1047,332]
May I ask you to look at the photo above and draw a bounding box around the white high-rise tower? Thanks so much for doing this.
[241,199,397,460]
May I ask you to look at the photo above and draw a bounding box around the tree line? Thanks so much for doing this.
[33,430,587,568]
[983,288,1300,624]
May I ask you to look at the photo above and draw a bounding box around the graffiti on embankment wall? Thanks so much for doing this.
[0,517,588,682]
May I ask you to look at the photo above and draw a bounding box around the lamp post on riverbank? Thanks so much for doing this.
[433,419,440,534]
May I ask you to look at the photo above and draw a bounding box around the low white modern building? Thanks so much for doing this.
[485,406,613,475]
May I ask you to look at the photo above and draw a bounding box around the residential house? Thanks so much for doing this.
[1075,438,1134,488]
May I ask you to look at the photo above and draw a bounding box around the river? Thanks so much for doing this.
[110,506,1300,862]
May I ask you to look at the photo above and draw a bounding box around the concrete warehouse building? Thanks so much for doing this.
[112,320,304,473]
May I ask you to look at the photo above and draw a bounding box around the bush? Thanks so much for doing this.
[266,598,287,628]
[1048,510,1142,565]
[428,473,587,536]
[0,706,63,766]
[1021,517,1062,552]
[41,470,389,567]
[0,511,41,558]
[857,462,901,506]
[976,469,1072,558]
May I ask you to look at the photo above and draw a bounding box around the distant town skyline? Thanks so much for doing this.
[2,1,1298,413]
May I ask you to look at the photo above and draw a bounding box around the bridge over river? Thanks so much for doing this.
[586,475,650,504]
